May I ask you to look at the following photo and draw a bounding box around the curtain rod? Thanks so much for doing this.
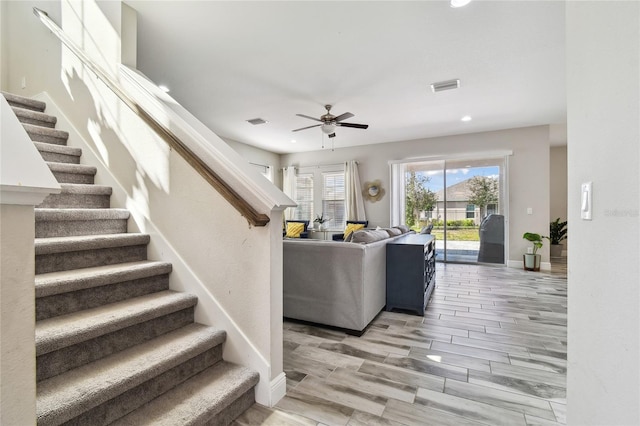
[279,161,357,171]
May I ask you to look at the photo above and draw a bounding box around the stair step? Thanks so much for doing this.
[36,290,197,356]
[36,291,198,381]
[37,324,226,426]
[12,105,57,128]
[1,91,46,112]
[39,183,112,209]
[35,208,129,238]
[111,361,259,426]
[36,260,172,320]
[23,122,69,145]
[34,142,81,164]
[47,161,97,184]
[35,233,150,274]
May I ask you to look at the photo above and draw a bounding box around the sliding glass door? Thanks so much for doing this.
[391,155,507,264]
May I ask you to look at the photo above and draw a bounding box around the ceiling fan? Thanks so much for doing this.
[292,105,369,138]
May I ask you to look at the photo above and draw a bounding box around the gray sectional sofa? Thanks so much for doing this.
[283,227,412,334]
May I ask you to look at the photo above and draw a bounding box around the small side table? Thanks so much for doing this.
[309,229,332,240]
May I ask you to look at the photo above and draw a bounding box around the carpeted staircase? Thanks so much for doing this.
[2,91,259,425]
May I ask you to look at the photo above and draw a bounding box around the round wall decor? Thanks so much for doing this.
[363,180,385,202]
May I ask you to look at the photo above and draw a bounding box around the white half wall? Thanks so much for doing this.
[566,1,639,424]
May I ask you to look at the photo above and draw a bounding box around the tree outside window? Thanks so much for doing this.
[467,176,499,219]
[405,171,438,229]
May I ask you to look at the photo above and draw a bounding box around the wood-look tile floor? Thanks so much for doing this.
[234,259,567,426]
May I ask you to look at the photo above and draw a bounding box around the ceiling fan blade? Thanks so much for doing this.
[292,124,321,132]
[336,122,369,130]
[296,114,322,122]
[333,112,354,122]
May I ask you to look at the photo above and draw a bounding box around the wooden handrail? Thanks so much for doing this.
[33,7,270,227]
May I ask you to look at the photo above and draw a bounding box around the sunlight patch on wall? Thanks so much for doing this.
[87,119,109,165]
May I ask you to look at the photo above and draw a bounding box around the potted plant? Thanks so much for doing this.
[314,213,330,230]
[545,218,567,258]
[522,232,543,271]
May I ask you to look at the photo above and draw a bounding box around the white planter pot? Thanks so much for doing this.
[523,253,541,271]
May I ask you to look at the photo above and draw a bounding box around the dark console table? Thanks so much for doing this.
[386,234,436,315]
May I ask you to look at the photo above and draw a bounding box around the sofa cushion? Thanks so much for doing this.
[351,229,389,244]
[394,225,410,234]
[286,222,305,238]
[384,227,402,237]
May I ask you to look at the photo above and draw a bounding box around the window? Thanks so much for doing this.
[487,203,497,216]
[466,204,475,219]
[293,174,313,221]
[322,172,345,229]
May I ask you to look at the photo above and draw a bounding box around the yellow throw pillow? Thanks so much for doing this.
[286,222,305,238]
[343,223,365,240]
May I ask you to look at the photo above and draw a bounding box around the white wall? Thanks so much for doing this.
[566,2,639,424]
[281,125,551,264]
[2,0,284,405]
[550,145,567,253]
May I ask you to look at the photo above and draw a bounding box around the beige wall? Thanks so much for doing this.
[281,125,551,264]
[566,1,639,424]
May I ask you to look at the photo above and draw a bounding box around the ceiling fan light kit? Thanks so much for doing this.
[292,104,369,142]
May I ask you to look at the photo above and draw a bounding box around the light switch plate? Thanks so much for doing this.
[581,182,592,220]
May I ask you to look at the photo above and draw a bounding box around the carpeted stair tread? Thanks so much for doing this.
[35,208,130,238]
[35,233,150,255]
[36,260,171,298]
[36,290,198,356]
[12,105,57,127]
[39,183,113,209]
[23,122,69,144]
[111,361,259,426]
[36,324,226,426]
[35,142,82,161]
[1,91,46,112]
[46,161,97,175]
[35,208,129,221]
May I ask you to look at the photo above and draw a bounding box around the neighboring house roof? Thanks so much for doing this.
[434,179,476,202]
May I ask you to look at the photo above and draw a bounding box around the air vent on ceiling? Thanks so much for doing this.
[247,118,267,125]
[430,79,460,93]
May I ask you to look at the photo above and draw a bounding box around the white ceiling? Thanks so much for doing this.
[125,1,566,154]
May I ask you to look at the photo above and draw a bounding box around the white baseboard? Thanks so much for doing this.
[268,372,287,407]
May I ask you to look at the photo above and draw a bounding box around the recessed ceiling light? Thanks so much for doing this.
[158,85,170,93]
[461,115,472,122]
[291,139,297,144]
[450,0,471,8]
